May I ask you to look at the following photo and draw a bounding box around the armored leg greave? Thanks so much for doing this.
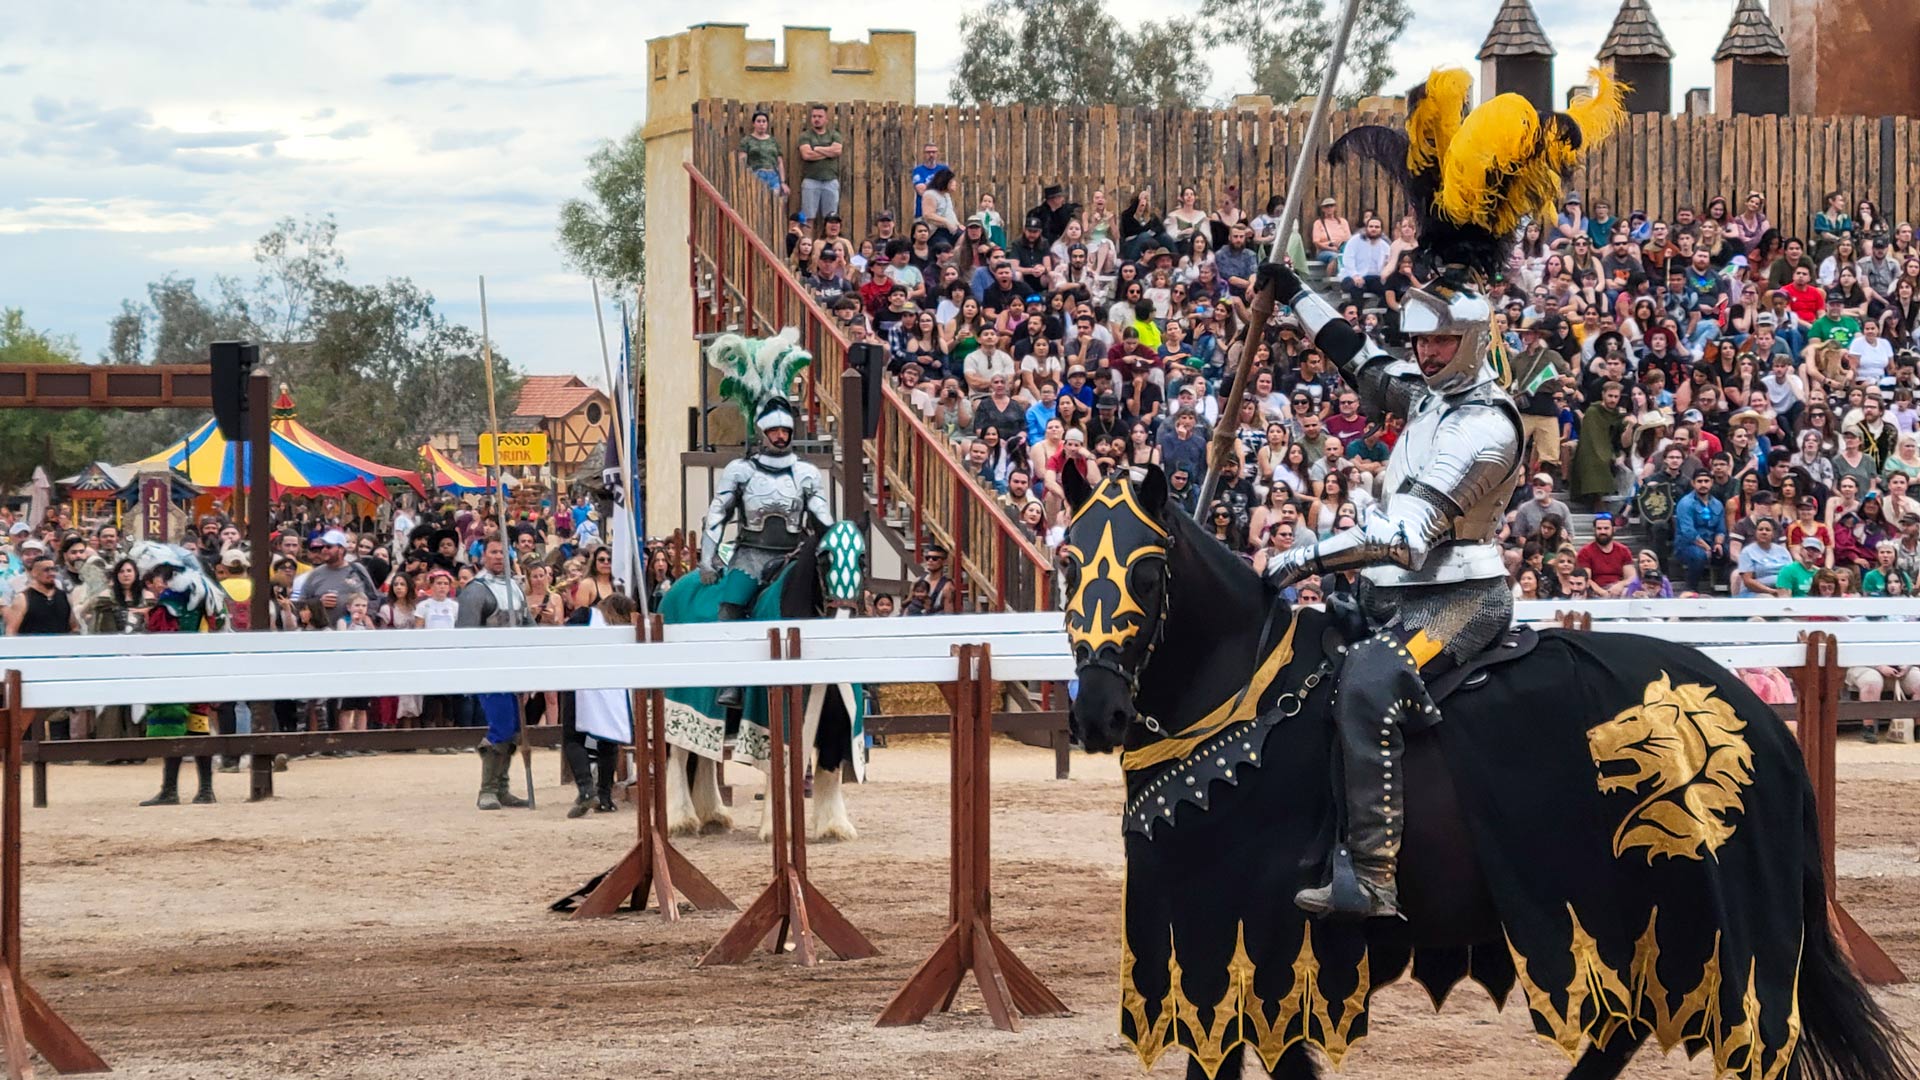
[1295,629,1427,920]
[715,602,749,710]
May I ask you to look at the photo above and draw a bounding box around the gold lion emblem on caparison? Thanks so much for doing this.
[1587,674,1755,863]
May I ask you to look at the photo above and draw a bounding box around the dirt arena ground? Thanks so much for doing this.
[20,736,1920,1078]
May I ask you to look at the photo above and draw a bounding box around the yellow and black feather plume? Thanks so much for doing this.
[1328,66,1626,287]
[1404,66,1472,179]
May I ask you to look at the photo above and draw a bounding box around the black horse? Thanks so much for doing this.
[1060,465,1913,1080]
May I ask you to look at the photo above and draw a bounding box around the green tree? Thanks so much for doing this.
[949,0,1209,108]
[0,310,105,488]
[98,217,518,471]
[557,124,647,290]
[1197,0,1411,104]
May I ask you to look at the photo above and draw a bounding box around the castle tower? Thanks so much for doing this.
[1771,0,1920,116]
[641,25,915,533]
[1713,0,1789,117]
[1477,0,1555,112]
[1596,0,1673,114]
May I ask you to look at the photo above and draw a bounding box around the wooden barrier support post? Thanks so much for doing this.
[701,628,876,966]
[878,644,1067,1030]
[0,671,109,1077]
[571,616,733,920]
[1794,634,1906,985]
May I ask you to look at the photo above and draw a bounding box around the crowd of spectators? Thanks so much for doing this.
[0,490,683,765]
[771,118,1920,696]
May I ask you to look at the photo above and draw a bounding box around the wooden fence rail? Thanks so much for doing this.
[694,100,1920,251]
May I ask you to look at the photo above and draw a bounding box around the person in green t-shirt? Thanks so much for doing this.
[795,103,844,227]
[1863,541,1911,595]
[736,109,787,197]
[1806,292,1861,354]
[1774,535,1826,596]
[1812,191,1853,262]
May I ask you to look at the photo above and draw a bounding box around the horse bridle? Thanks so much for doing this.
[1070,525,1174,712]
[1071,506,1291,743]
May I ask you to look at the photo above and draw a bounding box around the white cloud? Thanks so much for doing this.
[424,127,521,152]
[0,198,215,235]
[142,241,259,264]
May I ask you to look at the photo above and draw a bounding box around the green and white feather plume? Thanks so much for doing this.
[705,327,813,424]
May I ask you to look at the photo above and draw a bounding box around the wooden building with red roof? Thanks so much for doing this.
[509,375,612,475]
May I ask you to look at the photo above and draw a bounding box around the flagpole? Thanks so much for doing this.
[621,296,648,622]
[590,278,646,615]
[476,274,520,618]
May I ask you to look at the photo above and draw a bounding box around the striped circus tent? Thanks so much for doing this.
[270,387,427,497]
[419,443,508,495]
[131,419,390,500]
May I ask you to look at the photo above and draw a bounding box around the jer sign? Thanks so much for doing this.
[479,432,549,467]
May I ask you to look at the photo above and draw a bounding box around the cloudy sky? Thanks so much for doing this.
[1,0,1736,379]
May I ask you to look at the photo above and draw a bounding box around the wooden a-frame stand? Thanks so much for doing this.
[878,644,1068,1030]
[1793,632,1906,985]
[0,672,108,1078]
[700,628,877,966]
[570,616,733,920]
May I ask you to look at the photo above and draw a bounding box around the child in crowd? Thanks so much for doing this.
[417,570,460,630]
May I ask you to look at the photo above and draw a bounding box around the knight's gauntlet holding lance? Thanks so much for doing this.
[1265,505,1421,589]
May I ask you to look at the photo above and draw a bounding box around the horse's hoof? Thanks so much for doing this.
[812,819,858,843]
[667,813,702,837]
[699,812,734,835]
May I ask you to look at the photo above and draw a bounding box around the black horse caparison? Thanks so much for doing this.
[1059,465,1915,1080]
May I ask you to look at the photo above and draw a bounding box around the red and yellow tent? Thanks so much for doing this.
[271,387,427,498]
[127,386,422,501]
[419,444,507,495]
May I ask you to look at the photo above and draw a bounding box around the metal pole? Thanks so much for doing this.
[476,275,520,620]
[1195,0,1364,521]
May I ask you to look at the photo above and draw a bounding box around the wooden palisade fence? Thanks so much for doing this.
[694,100,1920,248]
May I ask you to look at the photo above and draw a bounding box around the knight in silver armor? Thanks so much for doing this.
[700,395,835,708]
[1238,59,1624,919]
[1257,262,1524,920]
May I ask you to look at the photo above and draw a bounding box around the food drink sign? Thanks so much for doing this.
[478,432,549,467]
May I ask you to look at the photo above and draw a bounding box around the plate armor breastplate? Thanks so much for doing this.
[1363,380,1521,589]
[736,458,810,552]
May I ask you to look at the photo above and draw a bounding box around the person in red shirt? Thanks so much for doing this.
[1576,512,1636,595]
[1324,388,1368,444]
[1778,264,1826,326]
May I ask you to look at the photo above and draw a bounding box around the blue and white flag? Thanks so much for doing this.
[608,301,646,598]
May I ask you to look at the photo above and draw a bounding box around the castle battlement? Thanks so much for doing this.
[644,24,915,138]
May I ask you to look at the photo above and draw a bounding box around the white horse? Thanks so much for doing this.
[657,522,867,843]
[663,680,860,843]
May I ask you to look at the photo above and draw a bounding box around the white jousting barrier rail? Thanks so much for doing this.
[0,613,1075,711]
[8,602,1920,709]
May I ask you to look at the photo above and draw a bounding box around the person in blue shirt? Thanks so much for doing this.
[1060,365,1096,409]
[910,142,946,219]
[1024,382,1059,446]
[1672,470,1727,592]
[1584,199,1619,248]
